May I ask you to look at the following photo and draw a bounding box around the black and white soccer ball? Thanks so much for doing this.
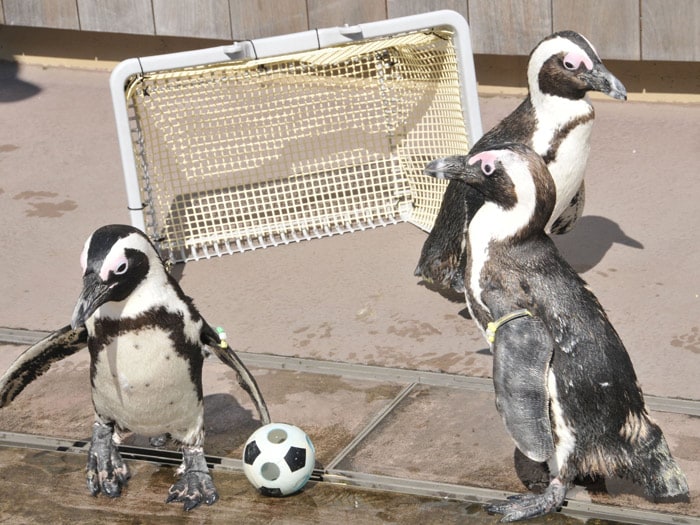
[242,423,316,496]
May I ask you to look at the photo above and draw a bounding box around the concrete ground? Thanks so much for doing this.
[0,61,698,523]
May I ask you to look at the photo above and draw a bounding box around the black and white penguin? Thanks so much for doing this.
[0,224,271,510]
[424,144,689,521]
[415,30,627,292]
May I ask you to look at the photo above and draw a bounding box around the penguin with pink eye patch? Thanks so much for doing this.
[425,144,689,521]
[0,224,270,511]
[415,30,627,293]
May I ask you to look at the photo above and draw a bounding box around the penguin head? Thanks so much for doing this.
[528,30,627,103]
[425,144,555,239]
[71,224,165,328]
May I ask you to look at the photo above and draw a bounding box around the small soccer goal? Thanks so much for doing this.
[109,10,482,263]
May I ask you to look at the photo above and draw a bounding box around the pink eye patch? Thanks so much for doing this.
[563,51,593,71]
[100,252,128,281]
[469,150,499,175]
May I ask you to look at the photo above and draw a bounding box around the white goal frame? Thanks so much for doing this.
[109,10,482,262]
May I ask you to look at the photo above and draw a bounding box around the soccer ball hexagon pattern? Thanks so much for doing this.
[242,423,316,496]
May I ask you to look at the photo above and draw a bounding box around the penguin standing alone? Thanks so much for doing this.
[0,224,271,510]
[416,30,627,292]
[424,144,689,521]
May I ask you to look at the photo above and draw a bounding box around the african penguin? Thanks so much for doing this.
[0,224,271,511]
[415,30,627,293]
[424,144,689,521]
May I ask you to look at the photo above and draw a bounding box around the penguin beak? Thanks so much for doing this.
[425,156,487,188]
[582,63,627,100]
[424,156,468,181]
[71,272,113,329]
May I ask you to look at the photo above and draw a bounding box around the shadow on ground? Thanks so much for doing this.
[554,215,644,273]
[0,61,41,103]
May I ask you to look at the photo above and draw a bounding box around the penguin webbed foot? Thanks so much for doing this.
[167,446,218,511]
[86,421,130,498]
[486,478,567,522]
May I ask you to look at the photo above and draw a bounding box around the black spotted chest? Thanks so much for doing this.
[89,326,204,438]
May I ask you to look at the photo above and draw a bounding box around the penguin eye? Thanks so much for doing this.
[114,260,128,275]
[481,161,495,176]
[563,58,578,70]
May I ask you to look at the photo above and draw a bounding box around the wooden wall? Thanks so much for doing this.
[0,0,698,61]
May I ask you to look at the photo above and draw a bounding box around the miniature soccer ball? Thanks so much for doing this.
[242,423,316,496]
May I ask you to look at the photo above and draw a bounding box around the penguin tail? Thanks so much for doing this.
[621,412,689,501]
[642,430,689,502]
[647,454,690,503]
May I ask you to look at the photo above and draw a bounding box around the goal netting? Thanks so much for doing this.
[112,14,480,262]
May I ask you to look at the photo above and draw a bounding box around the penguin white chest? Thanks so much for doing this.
[531,98,594,230]
[91,327,203,441]
[545,122,592,224]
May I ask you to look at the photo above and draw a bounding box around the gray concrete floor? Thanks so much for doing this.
[0,61,699,523]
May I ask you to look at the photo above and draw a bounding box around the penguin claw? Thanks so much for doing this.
[166,446,218,511]
[85,421,130,498]
[485,479,567,522]
[166,470,219,511]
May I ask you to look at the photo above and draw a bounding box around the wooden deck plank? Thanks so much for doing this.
[641,0,700,61]
[386,0,467,20]
[552,0,640,60]
[2,0,79,30]
[152,0,232,39]
[468,0,552,55]
[229,0,308,40]
[307,0,386,28]
[76,0,155,36]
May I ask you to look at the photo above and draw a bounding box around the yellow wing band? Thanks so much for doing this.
[486,309,533,344]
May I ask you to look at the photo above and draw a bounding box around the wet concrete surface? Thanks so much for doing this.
[0,61,699,523]
[0,447,479,524]
[0,445,598,525]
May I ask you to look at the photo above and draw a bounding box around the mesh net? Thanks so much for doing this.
[125,29,472,262]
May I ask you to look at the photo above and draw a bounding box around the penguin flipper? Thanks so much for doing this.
[201,324,271,425]
[415,179,470,292]
[492,315,554,463]
[550,181,585,235]
[0,324,87,408]
[415,179,487,293]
